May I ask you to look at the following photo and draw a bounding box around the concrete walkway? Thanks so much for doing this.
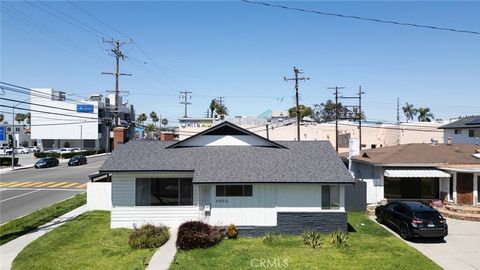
[147,227,178,270]
[0,205,87,270]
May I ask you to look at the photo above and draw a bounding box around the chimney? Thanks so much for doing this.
[447,137,452,145]
[160,132,175,141]
[113,127,127,149]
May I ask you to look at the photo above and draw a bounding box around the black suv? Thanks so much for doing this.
[375,201,448,240]
[35,157,59,168]
[68,155,87,166]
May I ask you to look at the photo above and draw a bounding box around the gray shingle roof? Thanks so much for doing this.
[439,116,480,129]
[100,140,354,184]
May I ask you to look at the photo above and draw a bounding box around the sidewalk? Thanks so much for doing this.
[147,227,178,270]
[0,205,87,270]
[0,153,109,173]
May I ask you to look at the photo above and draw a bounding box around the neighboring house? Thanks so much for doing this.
[350,143,480,206]
[439,115,480,145]
[99,121,354,234]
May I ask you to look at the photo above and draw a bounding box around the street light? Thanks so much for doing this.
[11,97,31,169]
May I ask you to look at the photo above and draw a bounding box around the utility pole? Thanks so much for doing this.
[284,67,309,141]
[328,86,344,153]
[396,97,400,123]
[102,39,131,127]
[340,86,365,152]
[179,91,192,118]
[265,124,269,139]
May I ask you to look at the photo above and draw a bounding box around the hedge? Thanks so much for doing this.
[34,149,105,159]
[0,157,19,166]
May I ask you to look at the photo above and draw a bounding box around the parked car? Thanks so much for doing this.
[375,201,448,240]
[72,148,83,152]
[28,146,41,153]
[68,155,87,166]
[34,157,59,168]
[0,147,13,155]
[14,147,30,154]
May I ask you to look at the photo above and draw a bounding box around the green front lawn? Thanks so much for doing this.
[12,211,156,270]
[172,212,440,270]
[0,193,86,245]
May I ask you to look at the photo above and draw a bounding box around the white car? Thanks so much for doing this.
[72,147,83,152]
[0,147,13,155]
[58,148,74,154]
[15,147,30,154]
[28,146,40,153]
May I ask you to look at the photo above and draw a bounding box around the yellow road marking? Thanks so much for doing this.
[0,182,19,187]
[61,182,81,188]
[48,182,69,188]
[34,182,56,187]
[75,183,87,189]
[8,182,32,187]
[22,182,44,187]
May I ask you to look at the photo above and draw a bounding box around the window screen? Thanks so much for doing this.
[216,185,253,197]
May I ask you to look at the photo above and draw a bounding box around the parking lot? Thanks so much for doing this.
[373,216,480,270]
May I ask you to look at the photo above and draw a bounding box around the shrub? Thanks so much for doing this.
[0,157,18,166]
[63,141,70,148]
[128,224,170,249]
[225,224,238,239]
[302,230,322,249]
[263,232,278,246]
[176,221,223,250]
[329,229,349,247]
[34,152,61,159]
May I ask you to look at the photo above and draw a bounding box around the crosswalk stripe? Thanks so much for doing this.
[61,182,81,188]
[21,182,44,187]
[8,182,32,187]
[75,183,87,189]
[48,182,69,188]
[0,182,18,187]
[34,182,56,187]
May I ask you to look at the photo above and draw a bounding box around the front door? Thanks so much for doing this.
[457,173,474,205]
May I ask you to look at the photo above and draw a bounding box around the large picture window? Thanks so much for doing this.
[322,185,340,210]
[216,185,252,197]
[135,178,193,206]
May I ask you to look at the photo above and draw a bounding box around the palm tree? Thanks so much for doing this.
[0,114,4,123]
[402,102,417,123]
[214,103,228,119]
[161,118,168,127]
[417,107,434,122]
[137,113,147,124]
[144,123,156,139]
[26,112,31,127]
[150,111,159,126]
[209,99,217,118]
[15,113,26,124]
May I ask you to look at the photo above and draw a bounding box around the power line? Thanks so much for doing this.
[241,0,480,36]
[284,67,310,141]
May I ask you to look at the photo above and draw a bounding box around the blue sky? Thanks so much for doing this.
[2,1,479,124]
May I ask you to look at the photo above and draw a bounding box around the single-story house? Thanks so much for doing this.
[349,143,480,206]
[99,121,355,234]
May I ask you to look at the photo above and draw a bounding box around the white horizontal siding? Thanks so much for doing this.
[111,206,202,228]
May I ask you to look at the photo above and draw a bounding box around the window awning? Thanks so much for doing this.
[384,169,451,178]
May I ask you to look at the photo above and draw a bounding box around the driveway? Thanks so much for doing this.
[371,216,480,270]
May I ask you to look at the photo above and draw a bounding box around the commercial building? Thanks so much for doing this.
[30,88,135,151]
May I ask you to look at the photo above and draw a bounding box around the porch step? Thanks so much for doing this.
[444,204,480,215]
[436,207,480,222]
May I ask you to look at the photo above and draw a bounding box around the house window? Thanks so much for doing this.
[449,176,454,201]
[371,144,376,149]
[135,178,193,206]
[321,185,340,210]
[454,129,462,134]
[469,129,480,137]
[216,185,252,197]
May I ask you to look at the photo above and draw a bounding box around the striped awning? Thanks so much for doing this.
[384,169,451,178]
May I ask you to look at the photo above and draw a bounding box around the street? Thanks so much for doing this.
[0,155,107,224]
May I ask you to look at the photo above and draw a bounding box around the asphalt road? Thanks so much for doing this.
[0,155,108,224]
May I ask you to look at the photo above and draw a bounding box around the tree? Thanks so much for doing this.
[150,111,159,126]
[209,99,217,118]
[402,102,417,123]
[137,113,147,124]
[161,118,168,127]
[144,124,156,139]
[314,100,365,122]
[417,107,434,122]
[63,141,71,148]
[288,105,313,119]
[26,112,31,126]
[15,113,26,124]
[214,103,228,118]
[0,114,4,123]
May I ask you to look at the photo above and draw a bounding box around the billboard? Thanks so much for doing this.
[76,104,94,113]
[0,126,4,141]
